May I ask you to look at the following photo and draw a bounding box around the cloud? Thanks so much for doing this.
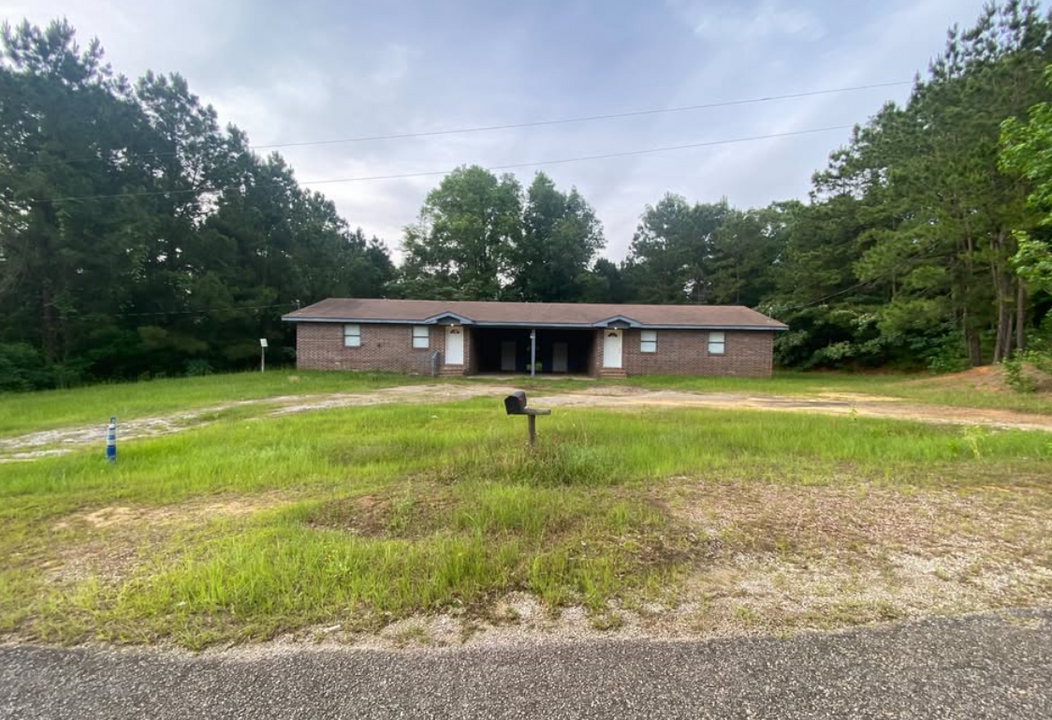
[690,1,825,41]
[369,43,411,87]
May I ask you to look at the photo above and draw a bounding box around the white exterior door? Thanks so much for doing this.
[552,342,568,373]
[445,326,464,365]
[501,341,516,372]
[602,329,622,369]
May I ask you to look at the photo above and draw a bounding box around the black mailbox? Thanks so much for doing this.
[504,391,528,415]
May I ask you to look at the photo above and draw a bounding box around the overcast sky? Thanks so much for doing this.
[2,0,995,261]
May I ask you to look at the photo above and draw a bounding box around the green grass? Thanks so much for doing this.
[5,400,1047,504]
[2,394,1051,647]
[0,370,426,438]
[4,366,1051,445]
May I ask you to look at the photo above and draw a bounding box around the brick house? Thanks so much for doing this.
[282,298,786,378]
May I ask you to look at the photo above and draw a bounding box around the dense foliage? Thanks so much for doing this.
[6,3,1052,389]
[0,20,393,389]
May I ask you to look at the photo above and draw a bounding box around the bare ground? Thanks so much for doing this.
[4,382,1052,462]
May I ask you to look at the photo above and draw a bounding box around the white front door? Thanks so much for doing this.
[501,341,516,372]
[552,342,568,373]
[445,325,464,365]
[602,329,622,369]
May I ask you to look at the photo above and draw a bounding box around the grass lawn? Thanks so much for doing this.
[0,370,427,439]
[2,386,1051,648]
[2,366,1051,443]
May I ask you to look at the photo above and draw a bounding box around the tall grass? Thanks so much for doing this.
[2,401,1048,507]
[3,399,1050,647]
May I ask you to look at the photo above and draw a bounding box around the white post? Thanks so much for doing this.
[259,338,268,373]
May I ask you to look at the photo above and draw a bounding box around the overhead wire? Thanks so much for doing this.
[39,125,855,204]
[7,80,909,170]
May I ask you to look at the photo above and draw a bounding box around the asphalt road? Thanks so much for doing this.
[2,610,1050,720]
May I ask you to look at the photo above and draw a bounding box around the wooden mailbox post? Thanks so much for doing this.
[504,391,551,446]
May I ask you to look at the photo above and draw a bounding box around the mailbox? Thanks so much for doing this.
[503,390,551,446]
[504,391,528,415]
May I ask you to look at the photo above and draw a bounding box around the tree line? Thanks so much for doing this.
[0,20,393,389]
[3,2,1052,390]
[395,1,1052,372]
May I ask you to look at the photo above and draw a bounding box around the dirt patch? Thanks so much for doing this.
[54,493,291,531]
[41,494,294,588]
[0,413,226,462]
[663,480,1052,637]
[305,485,456,539]
[908,364,1052,394]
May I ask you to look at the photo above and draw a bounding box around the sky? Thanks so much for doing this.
[1,0,996,261]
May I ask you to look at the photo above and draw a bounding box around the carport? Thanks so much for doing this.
[471,326,594,375]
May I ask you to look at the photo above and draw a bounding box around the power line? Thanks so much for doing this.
[106,302,299,318]
[780,250,951,312]
[253,81,907,150]
[8,80,908,169]
[41,124,854,204]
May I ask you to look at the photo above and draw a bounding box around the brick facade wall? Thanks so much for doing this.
[296,322,774,378]
[620,329,773,377]
[295,322,446,374]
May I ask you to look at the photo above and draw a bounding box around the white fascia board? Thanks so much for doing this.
[420,312,476,325]
[591,315,643,327]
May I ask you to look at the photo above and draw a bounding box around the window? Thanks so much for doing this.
[343,323,361,347]
[708,331,725,355]
[412,325,429,349]
[640,330,657,353]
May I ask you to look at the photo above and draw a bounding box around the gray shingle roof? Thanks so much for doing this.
[283,298,786,330]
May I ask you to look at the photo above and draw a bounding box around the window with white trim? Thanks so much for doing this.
[708,331,725,355]
[343,323,361,347]
[412,325,429,349]
[640,330,657,353]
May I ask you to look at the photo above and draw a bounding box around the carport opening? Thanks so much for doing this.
[472,327,594,375]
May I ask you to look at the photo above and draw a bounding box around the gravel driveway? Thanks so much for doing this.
[2,609,1050,719]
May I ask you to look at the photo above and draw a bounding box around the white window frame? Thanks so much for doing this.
[640,329,657,353]
[343,323,361,347]
[708,331,725,356]
[412,325,429,349]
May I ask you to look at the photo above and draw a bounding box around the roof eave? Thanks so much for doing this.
[282,316,787,330]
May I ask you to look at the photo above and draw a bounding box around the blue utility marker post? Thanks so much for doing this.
[106,416,117,464]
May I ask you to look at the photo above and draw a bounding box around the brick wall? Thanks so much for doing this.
[621,329,774,377]
[295,322,443,374]
[297,322,775,378]
[587,329,600,376]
